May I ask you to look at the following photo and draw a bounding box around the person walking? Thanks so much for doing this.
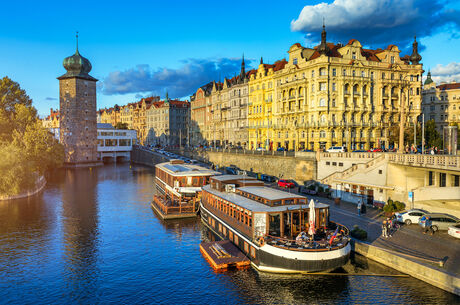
[382,219,388,238]
[357,199,362,216]
[423,216,433,235]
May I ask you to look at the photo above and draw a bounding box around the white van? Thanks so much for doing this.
[326,146,346,153]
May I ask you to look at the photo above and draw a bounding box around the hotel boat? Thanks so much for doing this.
[152,160,220,219]
[200,175,351,273]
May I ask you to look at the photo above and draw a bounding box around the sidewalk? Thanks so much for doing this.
[273,185,460,276]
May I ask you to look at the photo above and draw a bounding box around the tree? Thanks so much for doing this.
[424,119,442,149]
[0,77,63,196]
[114,122,128,129]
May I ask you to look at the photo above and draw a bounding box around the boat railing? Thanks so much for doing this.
[152,195,197,215]
[261,222,349,252]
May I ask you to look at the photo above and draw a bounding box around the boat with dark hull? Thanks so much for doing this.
[152,160,220,219]
[200,175,351,273]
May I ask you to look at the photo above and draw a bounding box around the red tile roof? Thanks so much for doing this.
[437,83,460,90]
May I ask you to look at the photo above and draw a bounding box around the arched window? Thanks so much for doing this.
[320,130,326,138]
[319,98,326,107]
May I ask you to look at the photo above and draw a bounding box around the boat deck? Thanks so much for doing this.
[200,240,250,272]
[150,195,197,220]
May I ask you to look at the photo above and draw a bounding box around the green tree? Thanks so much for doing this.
[424,119,442,149]
[114,122,128,129]
[0,77,63,196]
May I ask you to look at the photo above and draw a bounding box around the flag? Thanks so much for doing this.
[329,226,339,246]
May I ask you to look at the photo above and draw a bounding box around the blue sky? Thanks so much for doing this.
[1,0,460,117]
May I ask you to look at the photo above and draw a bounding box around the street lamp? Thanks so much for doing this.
[398,77,411,153]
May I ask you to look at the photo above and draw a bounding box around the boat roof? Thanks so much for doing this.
[211,175,257,182]
[156,162,221,177]
[203,185,329,213]
[238,186,305,201]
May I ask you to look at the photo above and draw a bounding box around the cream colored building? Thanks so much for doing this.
[146,97,190,147]
[259,28,424,151]
[422,72,460,133]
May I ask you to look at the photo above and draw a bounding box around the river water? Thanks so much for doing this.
[0,164,458,304]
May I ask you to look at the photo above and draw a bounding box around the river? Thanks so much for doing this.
[0,164,458,304]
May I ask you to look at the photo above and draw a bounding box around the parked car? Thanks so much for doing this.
[277,179,295,188]
[395,209,429,225]
[256,147,267,151]
[299,185,317,195]
[276,147,286,152]
[368,148,383,152]
[418,213,460,232]
[261,174,277,183]
[448,224,460,239]
[301,149,314,152]
[326,146,346,153]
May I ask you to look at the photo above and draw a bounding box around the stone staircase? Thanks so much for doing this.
[321,154,387,185]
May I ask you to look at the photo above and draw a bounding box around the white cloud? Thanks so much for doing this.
[291,0,460,53]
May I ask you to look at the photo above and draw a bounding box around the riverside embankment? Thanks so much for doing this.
[131,147,460,296]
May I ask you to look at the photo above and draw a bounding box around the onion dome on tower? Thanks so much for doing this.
[424,70,434,85]
[58,32,97,81]
[410,36,422,65]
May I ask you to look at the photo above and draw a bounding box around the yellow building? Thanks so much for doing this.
[269,28,423,151]
[248,58,287,150]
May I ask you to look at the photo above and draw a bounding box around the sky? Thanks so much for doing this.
[1,0,460,117]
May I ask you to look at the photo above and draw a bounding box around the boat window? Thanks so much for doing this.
[269,214,281,236]
[299,199,306,204]
[272,200,281,206]
[284,199,294,205]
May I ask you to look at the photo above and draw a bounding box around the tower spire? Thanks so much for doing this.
[260,56,263,65]
[317,20,330,56]
[410,35,422,65]
[76,31,79,54]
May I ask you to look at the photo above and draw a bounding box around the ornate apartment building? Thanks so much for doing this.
[145,95,190,147]
[255,27,424,151]
[247,58,287,150]
[422,72,460,133]
[58,40,101,166]
[191,58,252,147]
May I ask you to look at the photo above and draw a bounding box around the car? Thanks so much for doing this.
[448,224,460,239]
[418,213,460,232]
[301,149,314,152]
[277,179,295,188]
[256,147,267,151]
[368,148,383,152]
[352,149,367,152]
[261,174,277,183]
[299,185,317,195]
[326,146,346,153]
[276,147,286,152]
[395,209,429,225]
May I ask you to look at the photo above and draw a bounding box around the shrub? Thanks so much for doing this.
[383,199,406,214]
[350,225,368,240]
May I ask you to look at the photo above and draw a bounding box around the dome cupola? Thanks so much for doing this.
[58,33,97,81]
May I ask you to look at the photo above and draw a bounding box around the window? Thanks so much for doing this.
[320,130,326,138]
[352,51,356,59]
[293,58,298,65]
[343,69,346,76]
[440,173,446,187]
[332,99,336,107]
[332,83,336,91]
[391,56,395,64]
[428,171,434,186]
[332,68,336,76]
[311,70,315,78]
[320,83,327,91]
[319,98,326,107]
[382,73,385,79]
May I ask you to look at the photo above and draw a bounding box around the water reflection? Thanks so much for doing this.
[0,164,458,304]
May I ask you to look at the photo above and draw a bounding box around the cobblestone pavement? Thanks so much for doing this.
[270,184,460,275]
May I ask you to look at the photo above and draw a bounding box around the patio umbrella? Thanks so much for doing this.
[308,199,316,236]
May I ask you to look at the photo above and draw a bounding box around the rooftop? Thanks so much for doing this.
[157,162,220,177]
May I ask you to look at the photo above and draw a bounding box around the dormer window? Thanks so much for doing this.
[293,58,298,65]
[391,56,395,64]
[352,52,356,59]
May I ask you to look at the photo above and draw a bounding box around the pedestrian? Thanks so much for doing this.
[382,219,388,238]
[386,218,393,237]
[357,199,362,216]
[423,216,433,235]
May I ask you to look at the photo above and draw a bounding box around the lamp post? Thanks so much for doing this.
[398,77,412,153]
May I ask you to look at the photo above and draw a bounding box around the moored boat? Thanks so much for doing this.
[152,159,220,219]
[200,175,351,273]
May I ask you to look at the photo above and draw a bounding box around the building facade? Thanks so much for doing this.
[422,73,460,133]
[266,29,423,151]
[58,41,100,166]
[146,96,190,147]
[190,82,212,146]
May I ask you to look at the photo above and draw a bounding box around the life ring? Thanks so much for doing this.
[258,236,265,246]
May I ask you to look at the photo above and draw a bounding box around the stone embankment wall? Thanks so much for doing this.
[176,149,317,183]
[353,240,460,296]
[131,148,168,167]
[0,175,46,201]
